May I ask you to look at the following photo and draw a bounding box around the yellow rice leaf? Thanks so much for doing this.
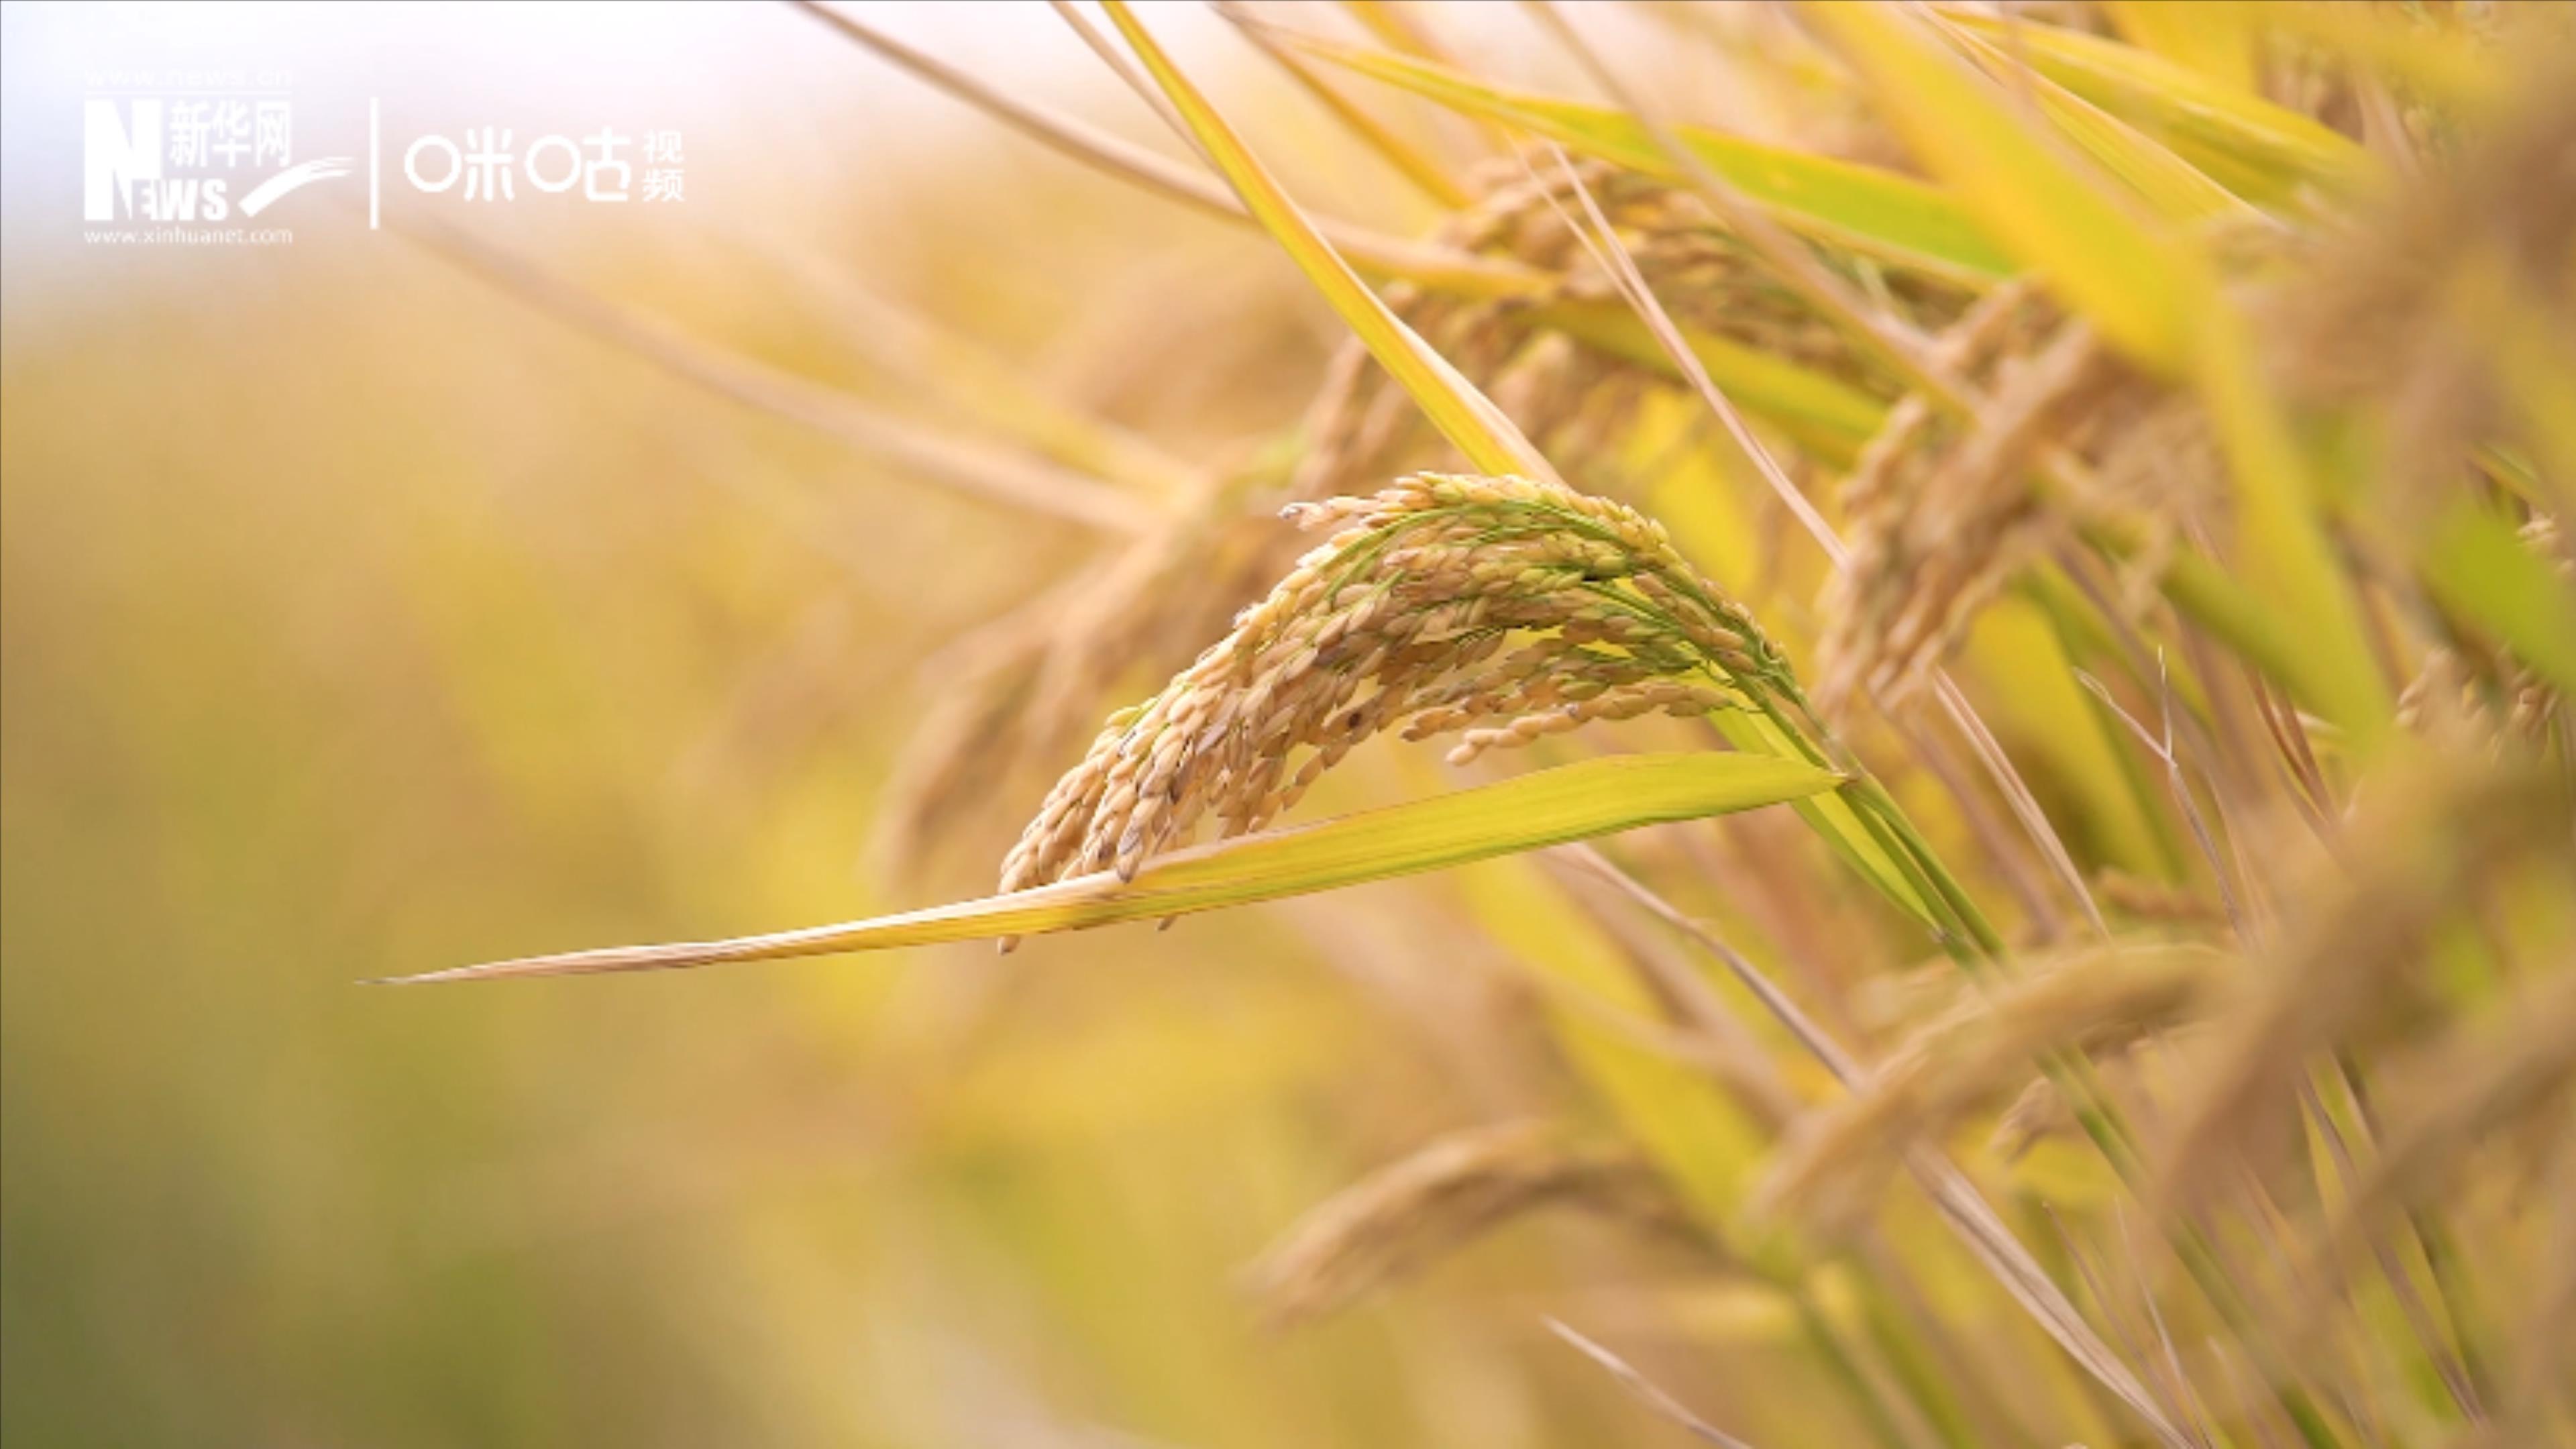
[1929,17,2255,222]
[1935,5,2371,203]
[792,1,1546,302]
[1805,4,2392,738]
[1962,602,2173,878]
[1797,1,2192,373]
[2102,0,2257,96]
[1220,3,1474,209]
[2255,1,2502,113]
[1632,390,1769,593]
[1270,25,2015,282]
[1099,0,1552,481]
[392,753,1843,984]
[1456,856,1771,1224]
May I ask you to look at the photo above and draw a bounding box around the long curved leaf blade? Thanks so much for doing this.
[1098,0,1552,480]
[1265,24,2015,282]
[788,0,1548,302]
[393,753,1842,984]
[1799,1,2192,373]
[2253,1,2499,113]
[1933,6,2372,204]
[411,215,1159,536]
[1809,0,2388,748]
[2420,502,2576,698]
[1931,17,2255,222]
[2101,0,2257,95]
[1525,299,1888,466]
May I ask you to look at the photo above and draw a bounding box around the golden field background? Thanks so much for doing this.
[9,3,2575,1447]
[1,4,1712,1444]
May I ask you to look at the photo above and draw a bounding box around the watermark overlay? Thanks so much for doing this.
[80,68,686,246]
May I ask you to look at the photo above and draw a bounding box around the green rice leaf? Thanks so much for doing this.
[2420,502,2576,699]
[1798,1,2192,373]
[1934,5,2372,204]
[1525,299,1888,466]
[390,753,1844,983]
[2191,309,2394,740]
[1265,24,2016,282]
[1717,712,1931,924]
[1802,5,2391,738]
[1929,17,2257,221]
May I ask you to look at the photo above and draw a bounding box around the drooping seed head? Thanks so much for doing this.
[998,473,1788,892]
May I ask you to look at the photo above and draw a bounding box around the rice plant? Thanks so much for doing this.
[415,3,2576,1444]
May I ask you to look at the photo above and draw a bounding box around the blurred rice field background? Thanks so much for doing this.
[0,7,1691,1444]
[5,3,2573,1447]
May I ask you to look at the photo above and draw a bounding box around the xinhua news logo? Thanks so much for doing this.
[83,70,339,243]
[80,68,689,248]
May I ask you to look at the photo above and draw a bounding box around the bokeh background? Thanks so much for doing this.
[1,3,1748,1444]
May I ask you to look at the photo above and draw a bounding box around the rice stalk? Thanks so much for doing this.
[1568,848,2194,1448]
[789,0,1550,300]
[2311,969,2576,1295]
[2154,759,2571,1210]
[1756,944,2226,1231]
[1242,1118,1707,1327]
[1546,1318,1764,1449]
[402,214,1158,535]
[1214,0,1472,208]
[385,8,2576,1447]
